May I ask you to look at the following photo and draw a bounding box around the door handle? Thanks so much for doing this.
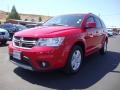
[96,31,99,33]
[89,35,93,37]
[88,33,93,37]
[85,33,93,39]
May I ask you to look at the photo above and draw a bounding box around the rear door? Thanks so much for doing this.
[94,17,104,48]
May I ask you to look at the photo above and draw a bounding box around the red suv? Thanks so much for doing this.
[8,13,108,74]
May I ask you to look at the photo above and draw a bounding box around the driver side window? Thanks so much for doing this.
[85,17,95,27]
[86,17,95,22]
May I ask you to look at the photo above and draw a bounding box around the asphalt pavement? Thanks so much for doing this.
[0,35,120,90]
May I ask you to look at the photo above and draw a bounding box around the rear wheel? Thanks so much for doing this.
[64,45,83,74]
[99,41,107,55]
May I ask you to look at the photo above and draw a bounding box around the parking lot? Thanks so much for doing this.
[0,35,120,90]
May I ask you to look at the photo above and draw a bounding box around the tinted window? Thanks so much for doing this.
[94,17,102,28]
[0,24,14,29]
[86,17,95,23]
[15,25,27,31]
[101,20,106,28]
[85,16,95,27]
[43,15,84,27]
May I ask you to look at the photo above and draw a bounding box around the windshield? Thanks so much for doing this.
[0,24,14,29]
[43,15,84,27]
[15,25,27,30]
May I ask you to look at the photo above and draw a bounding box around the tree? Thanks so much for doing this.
[39,16,42,22]
[7,6,21,20]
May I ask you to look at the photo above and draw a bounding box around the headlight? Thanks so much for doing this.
[36,37,64,46]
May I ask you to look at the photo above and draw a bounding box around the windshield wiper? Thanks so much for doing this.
[50,23,68,26]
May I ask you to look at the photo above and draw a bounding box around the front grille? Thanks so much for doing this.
[0,32,5,35]
[13,36,38,48]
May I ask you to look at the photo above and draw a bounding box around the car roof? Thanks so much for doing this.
[0,28,7,32]
[59,13,94,16]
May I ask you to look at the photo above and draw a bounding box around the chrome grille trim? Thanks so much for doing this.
[13,36,38,49]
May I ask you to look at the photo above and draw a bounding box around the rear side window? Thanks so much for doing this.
[94,17,102,28]
[101,20,106,28]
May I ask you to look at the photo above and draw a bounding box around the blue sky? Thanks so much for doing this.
[0,0,120,27]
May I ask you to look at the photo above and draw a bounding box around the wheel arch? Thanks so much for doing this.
[63,40,86,74]
[71,40,85,57]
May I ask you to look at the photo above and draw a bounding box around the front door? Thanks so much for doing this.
[84,16,98,55]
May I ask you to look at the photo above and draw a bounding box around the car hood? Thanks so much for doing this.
[15,26,80,37]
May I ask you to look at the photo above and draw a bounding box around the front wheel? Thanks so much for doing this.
[64,45,83,74]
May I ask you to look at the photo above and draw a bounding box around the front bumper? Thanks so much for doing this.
[11,60,34,71]
[8,43,69,71]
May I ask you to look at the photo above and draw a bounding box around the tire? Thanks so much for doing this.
[1,40,7,45]
[64,45,83,74]
[99,41,107,55]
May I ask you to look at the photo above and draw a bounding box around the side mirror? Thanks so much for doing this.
[86,22,96,29]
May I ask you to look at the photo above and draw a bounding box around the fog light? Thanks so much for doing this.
[42,62,46,67]
[38,61,49,68]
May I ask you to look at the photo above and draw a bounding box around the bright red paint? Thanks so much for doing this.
[8,13,108,71]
